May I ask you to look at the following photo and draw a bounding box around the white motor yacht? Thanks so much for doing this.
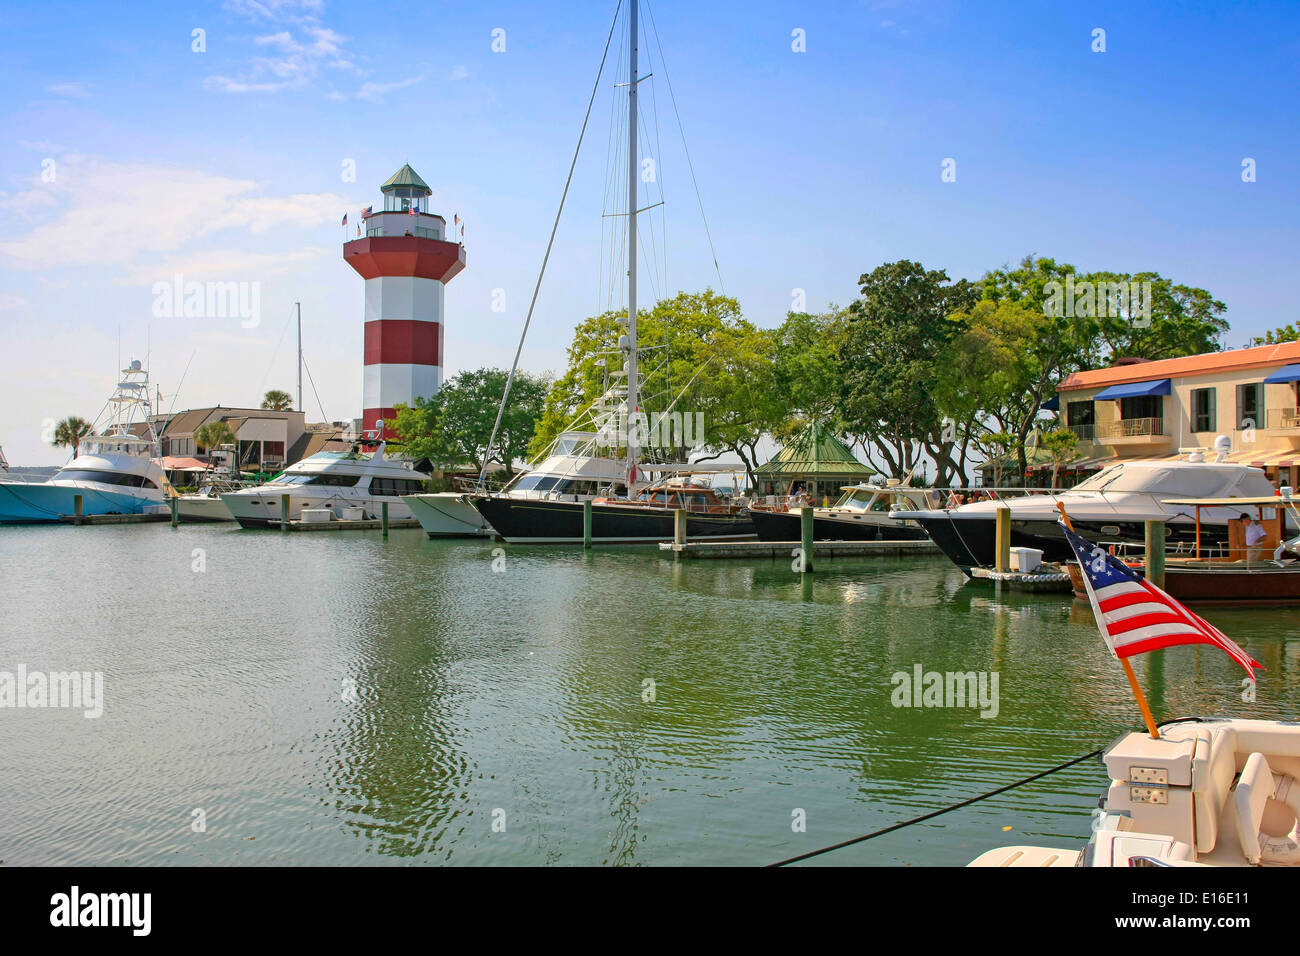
[221,440,427,528]
[894,445,1282,574]
[0,361,169,523]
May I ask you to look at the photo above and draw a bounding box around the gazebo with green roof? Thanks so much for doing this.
[753,420,876,503]
[380,163,432,213]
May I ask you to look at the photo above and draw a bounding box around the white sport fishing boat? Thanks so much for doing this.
[403,430,626,537]
[0,361,169,523]
[895,442,1282,574]
[971,717,1300,867]
[220,439,427,528]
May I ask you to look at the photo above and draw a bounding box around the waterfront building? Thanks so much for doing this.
[343,164,466,439]
[1052,340,1300,488]
[150,406,307,474]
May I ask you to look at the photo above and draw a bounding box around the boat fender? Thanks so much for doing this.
[1260,773,1300,865]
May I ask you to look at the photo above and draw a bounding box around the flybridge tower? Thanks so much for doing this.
[343,164,466,438]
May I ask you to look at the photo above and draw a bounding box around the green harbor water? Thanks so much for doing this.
[2,523,1297,866]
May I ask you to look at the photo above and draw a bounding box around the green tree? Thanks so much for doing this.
[261,389,294,410]
[837,260,979,485]
[194,421,237,454]
[528,290,783,485]
[770,307,848,442]
[1039,427,1080,490]
[52,416,92,458]
[390,368,549,477]
[1249,323,1300,346]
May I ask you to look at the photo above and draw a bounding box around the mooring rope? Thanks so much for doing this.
[766,745,1105,867]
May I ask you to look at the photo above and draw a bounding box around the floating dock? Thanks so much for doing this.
[60,513,171,525]
[968,566,1073,593]
[659,539,940,560]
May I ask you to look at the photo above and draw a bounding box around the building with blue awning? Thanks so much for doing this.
[1045,340,1300,488]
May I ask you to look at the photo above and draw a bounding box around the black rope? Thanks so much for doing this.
[766,745,1105,867]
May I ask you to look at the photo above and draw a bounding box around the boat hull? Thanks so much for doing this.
[404,493,492,537]
[472,495,755,544]
[909,512,1224,575]
[221,490,415,529]
[176,496,235,522]
[749,507,930,542]
[1162,562,1300,604]
[0,482,158,523]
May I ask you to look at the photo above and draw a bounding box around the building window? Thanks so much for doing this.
[1237,383,1263,431]
[1066,400,1095,440]
[1191,388,1216,432]
[1120,395,1162,421]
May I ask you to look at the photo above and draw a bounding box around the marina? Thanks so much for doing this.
[2,0,1299,923]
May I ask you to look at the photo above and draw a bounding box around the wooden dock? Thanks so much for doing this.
[60,513,171,525]
[270,518,423,532]
[659,539,941,560]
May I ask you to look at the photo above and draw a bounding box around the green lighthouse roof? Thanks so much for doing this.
[380,163,431,194]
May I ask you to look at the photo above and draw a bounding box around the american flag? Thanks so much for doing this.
[341,212,348,226]
[408,202,418,216]
[362,205,373,218]
[1060,520,1263,680]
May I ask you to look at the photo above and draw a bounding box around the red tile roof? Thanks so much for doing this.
[1059,341,1300,392]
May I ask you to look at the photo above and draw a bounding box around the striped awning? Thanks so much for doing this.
[1225,449,1300,468]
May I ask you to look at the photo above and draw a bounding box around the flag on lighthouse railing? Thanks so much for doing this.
[408,202,418,217]
[362,205,373,218]
[1059,519,1263,681]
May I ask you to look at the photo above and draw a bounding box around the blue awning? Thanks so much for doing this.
[1094,379,1171,401]
[1041,395,1059,411]
[1264,364,1300,384]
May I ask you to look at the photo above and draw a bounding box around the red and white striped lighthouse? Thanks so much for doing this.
[343,164,466,437]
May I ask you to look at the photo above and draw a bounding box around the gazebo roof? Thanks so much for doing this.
[755,420,875,478]
[380,163,431,194]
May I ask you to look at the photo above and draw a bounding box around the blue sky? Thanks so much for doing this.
[1,0,1298,464]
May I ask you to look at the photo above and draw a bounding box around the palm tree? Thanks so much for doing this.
[52,416,92,458]
[193,421,237,455]
[262,389,294,411]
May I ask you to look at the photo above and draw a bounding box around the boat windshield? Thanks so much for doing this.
[55,468,157,488]
[834,489,881,511]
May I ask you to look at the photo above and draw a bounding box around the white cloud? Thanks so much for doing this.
[123,246,330,285]
[44,82,91,99]
[0,156,353,271]
[448,65,468,82]
[356,72,428,102]
[0,294,28,310]
[207,3,356,94]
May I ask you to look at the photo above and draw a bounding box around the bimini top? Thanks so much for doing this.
[1093,378,1171,400]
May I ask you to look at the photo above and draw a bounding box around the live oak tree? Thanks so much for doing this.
[390,368,549,478]
[836,260,979,485]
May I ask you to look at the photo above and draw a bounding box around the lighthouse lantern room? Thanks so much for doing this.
[343,164,466,438]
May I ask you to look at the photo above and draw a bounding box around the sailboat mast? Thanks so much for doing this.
[296,301,303,413]
[625,0,640,486]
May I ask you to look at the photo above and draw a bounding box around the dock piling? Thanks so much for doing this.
[74,494,83,518]
[994,505,1011,573]
[169,495,178,528]
[1145,519,1166,588]
[280,493,290,531]
[585,500,595,549]
[381,501,389,537]
[799,507,814,573]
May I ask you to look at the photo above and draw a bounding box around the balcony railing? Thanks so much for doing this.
[1066,423,1095,441]
[1266,407,1300,431]
[1096,417,1164,441]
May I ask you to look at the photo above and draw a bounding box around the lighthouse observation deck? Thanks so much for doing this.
[343,212,466,283]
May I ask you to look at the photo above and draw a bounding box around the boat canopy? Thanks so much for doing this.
[1093,378,1171,400]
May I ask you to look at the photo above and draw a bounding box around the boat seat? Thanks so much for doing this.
[967,845,1080,867]
[1234,752,1275,865]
